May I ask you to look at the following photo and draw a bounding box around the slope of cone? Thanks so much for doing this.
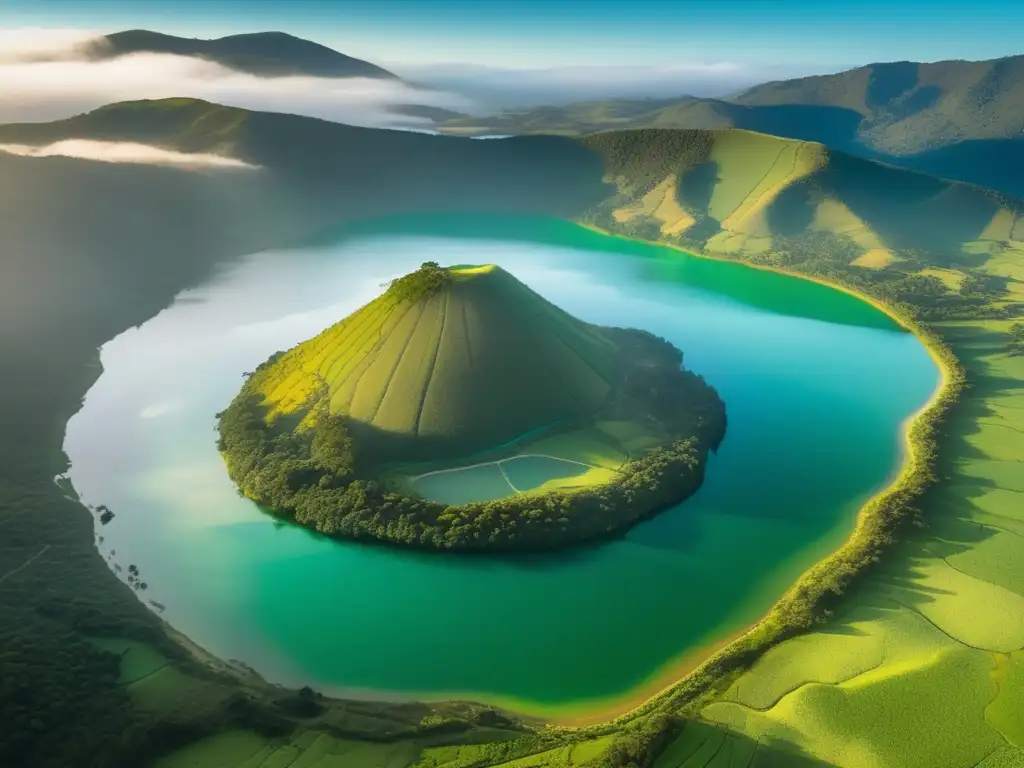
[252,263,621,459]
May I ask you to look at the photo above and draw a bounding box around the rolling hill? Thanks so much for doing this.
[82,29,399,79]
[252,263,620,459]
[439,54,1024,199]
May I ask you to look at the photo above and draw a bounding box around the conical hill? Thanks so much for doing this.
[251,263,621,460]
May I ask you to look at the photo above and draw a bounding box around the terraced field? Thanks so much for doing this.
[252,264,620,459]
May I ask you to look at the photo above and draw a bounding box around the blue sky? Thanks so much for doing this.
[5,0,1024,70]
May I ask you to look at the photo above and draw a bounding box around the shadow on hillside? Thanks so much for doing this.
[818,153,1005,259]
[674,162,722,243]
[765,183,816,236]
[741,104,863,153]
[895,138,1024,201]
[858,322,1024,609]
[865,61,921,110]
[656,718,838,767]
[677,162,719,213]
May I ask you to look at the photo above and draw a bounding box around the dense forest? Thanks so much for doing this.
[217,319,726,552]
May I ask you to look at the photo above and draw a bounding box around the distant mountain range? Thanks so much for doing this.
[439,55,1024,199]
[83,29,399,79]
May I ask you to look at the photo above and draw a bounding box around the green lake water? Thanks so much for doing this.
[63,214,939,714]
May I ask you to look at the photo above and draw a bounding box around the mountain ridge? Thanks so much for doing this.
[438,52,1024,199]
[83,29,399,79]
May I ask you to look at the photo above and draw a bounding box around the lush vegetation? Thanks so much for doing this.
[1009,322,1024,355]
[386,260,452,302]
[217,278,727,551]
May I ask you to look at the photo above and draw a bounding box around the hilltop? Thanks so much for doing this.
[82,29,398,79]
[250,263,620,461]
[217,262,726,550]
[439,53,1024,198]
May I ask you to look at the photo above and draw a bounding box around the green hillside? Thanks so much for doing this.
[734,57,1024,153]
[83,29,398,79]
[253,263,619,459]
[578,128,1023,291]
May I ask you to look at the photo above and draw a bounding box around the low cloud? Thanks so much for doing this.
[0,29,474,127]
[389,61,818,111]
[0,28,98,63]
[0,139,257,168]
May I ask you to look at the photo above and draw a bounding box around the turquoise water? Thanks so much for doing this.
[63,215,939,714]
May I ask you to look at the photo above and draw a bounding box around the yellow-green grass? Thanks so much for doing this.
[91,637,169,684]
[249,265,619,459]
[919,267,966,290]
[848,249,897,269]
[155,730,423,768]
[90,637,218,714]
[719,143,823,234]
[987,651,1024,748]
[520,462,621,494]
[975,747,1024,768]
[517,427,628,469]
[717,604,888,712]
[612,176,697,235]
[703,132,822,225]
[416,738,615,768]
[594,419,666,455]
[704,603,1005,768]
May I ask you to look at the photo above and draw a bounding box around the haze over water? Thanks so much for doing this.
[63,215,938,716]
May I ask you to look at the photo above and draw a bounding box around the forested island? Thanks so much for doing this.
[217,262,726,551]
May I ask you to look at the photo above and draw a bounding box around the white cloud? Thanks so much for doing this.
[0,139,256,168]
[0,29,475,126]
[389,61,814,111]
[0,28,100,63]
